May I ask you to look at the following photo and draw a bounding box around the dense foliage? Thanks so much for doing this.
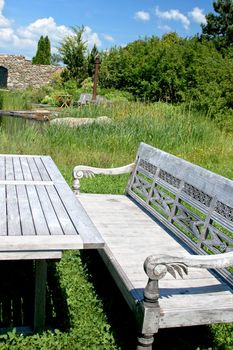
[32,36,51,65]
[202,0,233,50]
[98,33,233,122]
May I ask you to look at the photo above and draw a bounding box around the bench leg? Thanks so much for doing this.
[137,333,154,349]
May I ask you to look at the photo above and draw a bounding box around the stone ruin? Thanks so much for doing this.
[0,55,62,90]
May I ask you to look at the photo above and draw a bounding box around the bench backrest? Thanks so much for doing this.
[78,93,92,105]
[127,143,233,286]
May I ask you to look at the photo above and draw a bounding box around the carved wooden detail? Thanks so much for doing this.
[139,159,157,175]
[183,183,212,207]
[215,201,233,222]
[143,252,233,303]
[129,156,233,285]
[158,169,181,189]
[72,163,135,194]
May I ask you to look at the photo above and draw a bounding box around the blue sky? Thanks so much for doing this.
[0,0,214,58]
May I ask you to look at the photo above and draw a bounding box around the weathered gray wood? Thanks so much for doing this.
[0,251,62,260]
[34,157,51,181]
[41,156,64,182]
[78,193,233,331]
[0,235,84,251]
[0,185,7,236]
[26,185,50,236]
[0,180,53,185]
[5,157,14,180]
[17,185,35,236]
[45,185,77,236]
[34,260,47,331]
[7,185,21,236]
[20,157,33,181]
[73,163,135,194]
[36,186,63,235]
[0,157,5,180]
[56,183,104,248]
[27,157,42,181]
[0,155,104,255]
[13,157,24,181]
[133,142,233,207]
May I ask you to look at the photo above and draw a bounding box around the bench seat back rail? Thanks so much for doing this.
[127,143,233,286]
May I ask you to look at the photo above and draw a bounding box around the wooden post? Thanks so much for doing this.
[34,260,47,331]
[92,55,100,101]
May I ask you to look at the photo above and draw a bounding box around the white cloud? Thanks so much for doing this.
[0,10,102,56]
[82,26,101,48]
[158,24,172,33]
[155,6,190,30]
[0,0,11,27]
[188,7,207,25]
[134,11,150,22]
[16,17,72,45]
[102,33,114,42]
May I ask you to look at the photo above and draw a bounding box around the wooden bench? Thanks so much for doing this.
[74,93,107,106]
[72,142,233,349]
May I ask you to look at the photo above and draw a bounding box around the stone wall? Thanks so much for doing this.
[0,55,62,90]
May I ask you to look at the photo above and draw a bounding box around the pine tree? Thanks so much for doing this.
[44,36,51,64]
[32,36,51,64]
[87,44,99,78]
[201,0,233,49]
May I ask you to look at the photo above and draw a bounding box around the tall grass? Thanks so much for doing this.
[1,101,232,181]
[0,90,31,110]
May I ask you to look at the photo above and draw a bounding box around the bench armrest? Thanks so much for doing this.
[72,163,135,194]
[143,252,233,302]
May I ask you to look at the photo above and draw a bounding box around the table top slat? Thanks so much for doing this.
[5,157,14,180]
[0,157,5,180]
[56,183,104,247]
[41,156,65,183]
[13,157,24,181]
[27,157,42,181]
[26,185,50,236]
[20,157,33,181]
[46,185,77,235]
[6,185,21,236]
[0,185,7,236]
[36,186,63,235]
[34,157,51,181]
[17,185,35,236]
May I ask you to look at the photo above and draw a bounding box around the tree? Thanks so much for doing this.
[201,0,233,49]
[43,36,51,64]
[87,44,99,78]
[32,36,51,64]
[58,26,88,85]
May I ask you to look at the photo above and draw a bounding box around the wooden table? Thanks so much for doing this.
[0,154,104,330]
[55,94,72,108]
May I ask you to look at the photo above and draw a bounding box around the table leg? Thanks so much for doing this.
[34,259,47,331]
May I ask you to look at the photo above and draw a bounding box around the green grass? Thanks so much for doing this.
[0,90,31,110]
[0,100,232,349]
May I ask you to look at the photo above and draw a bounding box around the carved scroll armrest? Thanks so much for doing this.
[143,252,233,303]
[72,163,135,194]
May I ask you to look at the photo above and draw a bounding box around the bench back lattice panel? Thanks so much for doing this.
[127,143,233,286]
